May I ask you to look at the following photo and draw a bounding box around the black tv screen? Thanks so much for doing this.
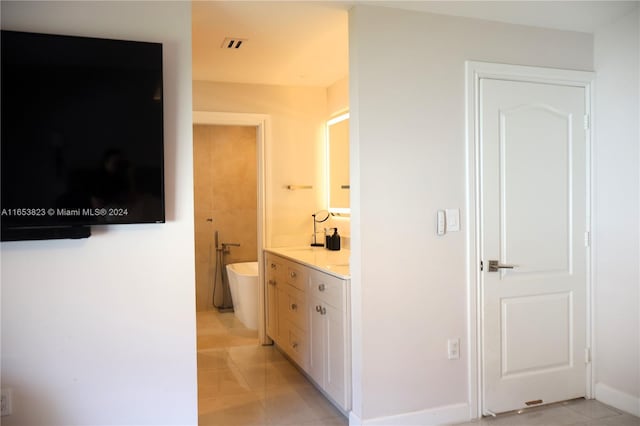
[1,30,165,239]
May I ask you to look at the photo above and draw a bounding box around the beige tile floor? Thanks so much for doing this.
[455,399,640,425]
[196,309,348,426]
[197,310,639,426]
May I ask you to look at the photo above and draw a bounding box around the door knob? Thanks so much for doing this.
[488,260,517,272]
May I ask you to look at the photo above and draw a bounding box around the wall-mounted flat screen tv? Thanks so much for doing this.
[1,30,165,241]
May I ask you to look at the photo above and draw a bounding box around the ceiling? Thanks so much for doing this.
[191,1,638,87]
[368,1,638,33]
[192,1,349,87]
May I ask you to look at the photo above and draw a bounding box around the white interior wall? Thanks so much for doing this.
[349,5,593,423]
[593,5,640,416]
[328,76,350,117]
[0,2,197,425]
[193,81,327,248]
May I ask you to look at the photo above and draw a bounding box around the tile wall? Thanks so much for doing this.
[193,125,258,310]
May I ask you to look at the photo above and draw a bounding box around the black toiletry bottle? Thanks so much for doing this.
[328,228,340,251]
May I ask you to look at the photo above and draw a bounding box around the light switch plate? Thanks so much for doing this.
[447,338,460,360]
[445,209,460,232]
[437,210,446,236]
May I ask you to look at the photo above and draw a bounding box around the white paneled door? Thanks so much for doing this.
[480,78,588,414]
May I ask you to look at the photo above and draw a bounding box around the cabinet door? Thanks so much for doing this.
[266,276,279,340]
[324,303,347,409]
[277,285,290,342]
[308,295,325,386]
[265,254,284,341]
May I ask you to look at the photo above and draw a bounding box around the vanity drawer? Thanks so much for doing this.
[284,285,307,331]
[286,263,307,291]
[308,269,346,310]
[266,254,285,279]
[283,320,308,369]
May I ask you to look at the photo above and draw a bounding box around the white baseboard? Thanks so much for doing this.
[595,382,640,417]
[348,403,470,426]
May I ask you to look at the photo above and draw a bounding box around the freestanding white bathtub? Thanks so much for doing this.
[226,262,259,330]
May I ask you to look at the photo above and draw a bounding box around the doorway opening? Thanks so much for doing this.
[193,124,257,312]
[193,123,259,349]
[193,111,269,344]
[192,112,347,425]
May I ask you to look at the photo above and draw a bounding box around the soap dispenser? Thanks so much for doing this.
[328,228,341,251]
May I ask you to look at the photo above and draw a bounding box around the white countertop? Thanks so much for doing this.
[264,246,350,279]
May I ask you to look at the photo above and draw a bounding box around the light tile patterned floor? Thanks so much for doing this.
[197,310,348,426]
[455,398,640,425]
[196,308,259,350]
[198,311,639,426]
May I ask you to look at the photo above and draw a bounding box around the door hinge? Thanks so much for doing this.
[584,114,590,130]
[585,347,591,364]
[480,260,484,271]
[584,231,591,247]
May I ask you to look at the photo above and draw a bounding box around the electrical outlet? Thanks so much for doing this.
[447,338,460,360]
[1,388,12,416]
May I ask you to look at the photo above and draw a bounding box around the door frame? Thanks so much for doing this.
[193,111,272,345]
[464,61,596,418]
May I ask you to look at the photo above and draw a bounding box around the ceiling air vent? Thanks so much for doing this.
[221,37,247,49]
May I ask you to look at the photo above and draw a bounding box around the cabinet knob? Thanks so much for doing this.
[318,283,326,292]
[291,303,297,311]
[271,263,276,269]
[268,279,277,286]
[321,307,327,315]
[292,342,298,349]
[316,305,321,312]
[290,271,297,278]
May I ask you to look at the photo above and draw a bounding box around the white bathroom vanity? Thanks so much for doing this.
[264,247,351,413]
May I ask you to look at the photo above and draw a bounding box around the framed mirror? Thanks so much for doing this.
[327,112,349,214]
